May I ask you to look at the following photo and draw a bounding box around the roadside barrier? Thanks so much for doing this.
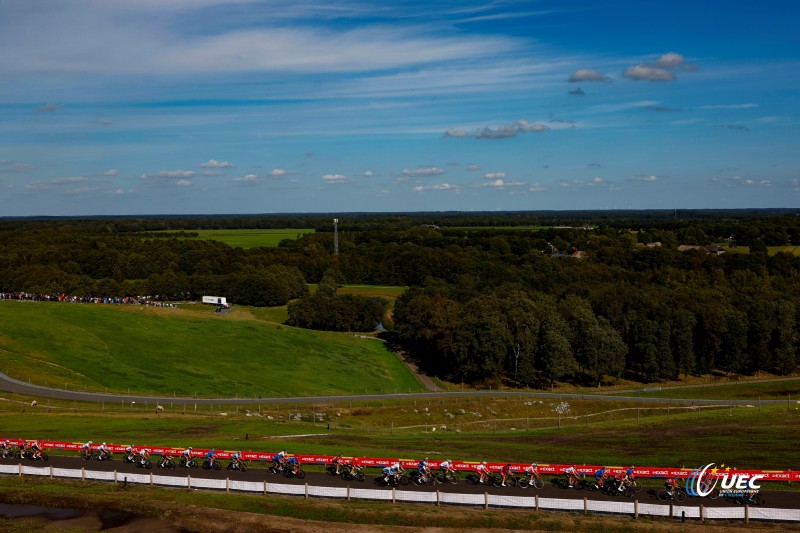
[0,463,798,524]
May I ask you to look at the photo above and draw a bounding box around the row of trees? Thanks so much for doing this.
[1,212,799,384]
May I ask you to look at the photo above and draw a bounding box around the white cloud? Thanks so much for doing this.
[104,169,118,176]
[517,119,549,132]
[200,159,235,168]
[175,179,192,186]
[234,173,260,183]
[0,161,36,173]
[697,103,758,110]
[474,124,518,139]
[149,169,196,179]
[323,173,348,182]
[568,68,609,82]
[644,175,657,182]
[412,183,460,192]
[592,177,603,183]
[363,170,374,177]
[623,64,675,82]
[444,129,468,137]
[270,168,287,176]
[656,52,684,68]
[484,172,506,180]
[113,188,132,195]
[26,176,89,190]
[402,167,444,176]
[467,164,481,171]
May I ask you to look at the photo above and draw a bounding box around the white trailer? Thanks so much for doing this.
[202,296,228,306]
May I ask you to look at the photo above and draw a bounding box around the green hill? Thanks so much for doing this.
[0,302,422,397]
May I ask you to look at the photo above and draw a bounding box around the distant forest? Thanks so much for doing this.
[1,209,799,386]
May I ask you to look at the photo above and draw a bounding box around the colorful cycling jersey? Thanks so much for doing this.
[626,468,634,476]
[595,468,606,479]
[206,449,215,459]
[287,457,297,465]
[476,463,488,472]
[418,460,428,472]
[440,460,451,470]
[183,449,191,457]
[565,466,576,474]
[525,465,538,474]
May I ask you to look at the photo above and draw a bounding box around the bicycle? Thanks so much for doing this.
[341,465,366,482]
[732,493,764,506]
[437,470,458,485]
[519,472,544,489]
[657,487,687,502]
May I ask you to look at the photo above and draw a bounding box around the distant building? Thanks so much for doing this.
[677,245,726,255]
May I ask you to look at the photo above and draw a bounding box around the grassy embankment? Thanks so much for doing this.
[0,301,422,397]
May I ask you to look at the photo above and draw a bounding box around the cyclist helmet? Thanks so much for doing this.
[482,461,487,465]
[532,462,537,467]
[102,442,106,446]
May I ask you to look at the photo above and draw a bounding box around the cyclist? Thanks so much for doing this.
[594,466,607,488]
[182,447,193,466]
[30,440,42,460]
[98,442,110,460]
[125,444,136,462]
[0,440,10,458]
[440,459,455,478]
[82,440,93,459]
[285,455,299,474]
[524,462,540,485]
[618,466,634,492]
[348,457,362,477]
[159,450,173,468]
[332,454,344,474]
[500,463,513,487]
[205,448,216,468]
[417,458,430,483]
[665,476,678,496]
[565,465,580,488]
[476,461,489,484]
[272,450,286,471]
[139,448,150,466]
[383,462,403,484]
[231,451,242,469]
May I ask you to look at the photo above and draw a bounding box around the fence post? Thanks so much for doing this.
[304,483,308,499]
[392,487,396,504]
[669,503,673,519]
[264,480,267,496]
[347,485,351,502]
[584,496,588,515]
[436,490,440,507]
[113,470,116,484]
[50,465,54,480]
[634,499,638,519]
[700,504,704,523]
[18,463,22,477]
[150,472,154,487]
[484,492,489,510]
[535,494,539,511]
[745,504,749,525]
[81,466,85,481]
[187,475,191,490]
[226,477,230,493]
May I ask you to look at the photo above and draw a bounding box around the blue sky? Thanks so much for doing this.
[1,0,798,216]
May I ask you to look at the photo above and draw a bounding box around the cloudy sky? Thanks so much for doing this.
[1,0,798,216]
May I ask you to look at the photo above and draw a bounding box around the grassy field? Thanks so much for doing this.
[624,379,800,400]
[153,228,315,249]
[2,387,798,471]
[0,302,422,397]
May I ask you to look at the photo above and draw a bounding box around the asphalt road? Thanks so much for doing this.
[0,372,791,406]
[4,455,796,510]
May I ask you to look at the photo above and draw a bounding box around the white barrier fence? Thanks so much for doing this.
[2,463,799,523]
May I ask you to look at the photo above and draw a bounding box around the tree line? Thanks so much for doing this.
[1,211,799,384]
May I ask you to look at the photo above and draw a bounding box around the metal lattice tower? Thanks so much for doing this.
[333,218,339,256]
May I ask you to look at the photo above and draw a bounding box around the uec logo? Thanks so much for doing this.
[686,463,765,497]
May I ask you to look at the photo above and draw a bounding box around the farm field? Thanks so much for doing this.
[0,302,421,397]
[153,228,315,248]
